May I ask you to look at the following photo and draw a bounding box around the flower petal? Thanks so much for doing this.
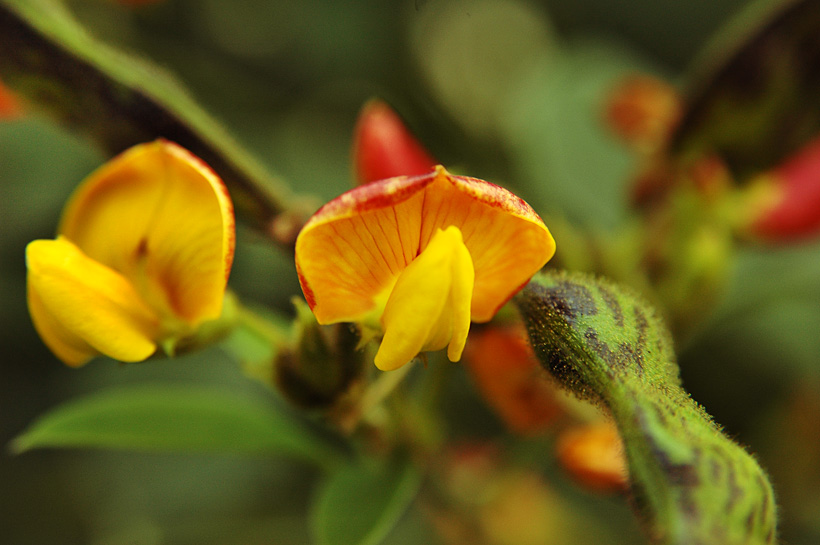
[27,282,97,367]
[26,238,159,365]
[296,166,554,325]
[59,140,235,326]
[375,226,473,371]
[446,230,474,362]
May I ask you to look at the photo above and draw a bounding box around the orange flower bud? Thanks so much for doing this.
[605,75,681,153]
[0,79,23,119]
[688,154,733,200]
[464,326,561,435]
[352,99,437,185]
[556,422,628,494]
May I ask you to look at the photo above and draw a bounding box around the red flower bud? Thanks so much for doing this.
[352,99,437,185]
[746,134,820,241]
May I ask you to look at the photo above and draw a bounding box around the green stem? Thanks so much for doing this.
[235,303,290,348]
[418,355,451,412]
[515,270,777,545]
[359,359,416,421]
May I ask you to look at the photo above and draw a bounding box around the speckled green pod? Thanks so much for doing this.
[515,270,777,545]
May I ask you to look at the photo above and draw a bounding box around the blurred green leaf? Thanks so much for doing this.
[501,38,660,229]
[410,0,558,137]
[312,457,422,545]
[672,0,820,177]
[688,240,820,379]
[11,385,346,468]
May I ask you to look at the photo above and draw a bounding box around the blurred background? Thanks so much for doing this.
[2,0,819,543]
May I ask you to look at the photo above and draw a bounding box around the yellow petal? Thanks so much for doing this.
[374,226,474,371]
[446,230,474,362]
[58,140,235,327]
[26,238,159,365]
[27,282,97,367]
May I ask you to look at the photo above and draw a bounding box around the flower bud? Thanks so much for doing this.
[556,422,628,494]
[0,78,23,119]
[605,75,681,153]
[741,134,820,241]
[464,326,561,435]
[352,99,437,185]
[274,299,364,409]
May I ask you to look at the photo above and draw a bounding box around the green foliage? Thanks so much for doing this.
[312,456,422,545]
[515,270,777,545]
[699,241,820,377]
[12,384,347,469]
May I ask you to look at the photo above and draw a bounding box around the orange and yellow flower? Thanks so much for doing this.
[295,165,555,371]
[26,140,235,366]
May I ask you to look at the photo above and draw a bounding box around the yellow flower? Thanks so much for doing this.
[295,166,555,371]
[26,140,235,367]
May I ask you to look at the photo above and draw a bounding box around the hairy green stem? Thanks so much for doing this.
[515,270,777,545]
[0,0,314,250]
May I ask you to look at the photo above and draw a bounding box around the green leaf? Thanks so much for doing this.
[515,270,777,545]
[690,241,820,378]
[11,385,347,469]
[312,457,422,545]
